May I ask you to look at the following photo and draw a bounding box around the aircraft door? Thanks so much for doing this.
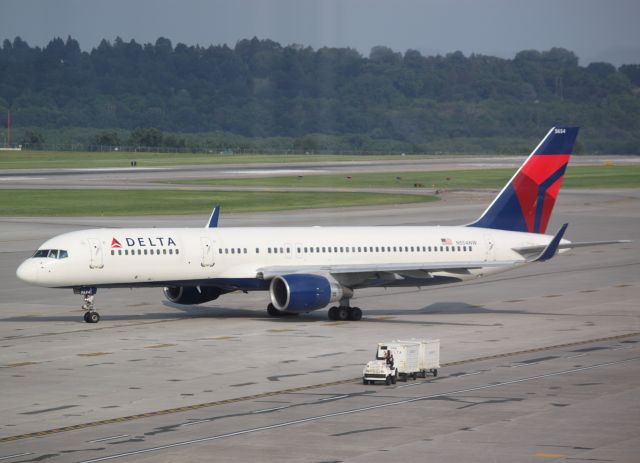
[483,234,495,262]
[88,239,104,269]
[200,237,215,267]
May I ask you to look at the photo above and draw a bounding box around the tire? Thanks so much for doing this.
[391,373,397,384]
[433,369,438,377]
[349,307,363,321]
[88,312,100,323]
[328,306,339,320]
[337,307,349,321]
[83,312,91,323]
[385,376,391,386]
[363,378,367,385]
[411,372,417,380]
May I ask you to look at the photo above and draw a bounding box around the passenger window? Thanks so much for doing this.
[219,248,223,254]
[268,248,271,253]
[322,247,326,252]
[163,249,167,255]
[111,250,115,256]
[286,248,290,253]
[469,246,473,252]
[328,247,332,253]
[125,250,129,255]
[169,249,173,255]
[176,249,179,255]
[244,248,247,254]
[256,248,260,253]
[231,248,235,254]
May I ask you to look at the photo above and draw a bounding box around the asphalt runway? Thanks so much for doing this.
[0,155,638,190]
[0,166,639,461]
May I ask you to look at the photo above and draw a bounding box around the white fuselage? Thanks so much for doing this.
[16,225,559,290]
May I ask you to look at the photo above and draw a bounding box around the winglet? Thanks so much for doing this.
[532,223,568,262]
[205,205,220,228]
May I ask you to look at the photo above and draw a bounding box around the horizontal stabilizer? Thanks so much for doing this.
[514,239,631,259]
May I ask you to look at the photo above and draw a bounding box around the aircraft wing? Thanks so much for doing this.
[256,259,521,280]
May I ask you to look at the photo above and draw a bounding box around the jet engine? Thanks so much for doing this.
[269,274,351,312]
[163,286,226,305]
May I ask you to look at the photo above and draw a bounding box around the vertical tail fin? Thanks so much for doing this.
[468,127,579,234]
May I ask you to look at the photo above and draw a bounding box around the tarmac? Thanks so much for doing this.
[0,159,638,462]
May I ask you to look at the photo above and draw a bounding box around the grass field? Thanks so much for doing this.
[173,165,640,190]
[0,150,436,169]
[0,189,438,216]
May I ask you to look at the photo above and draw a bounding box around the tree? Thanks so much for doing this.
[128,127,163,147]
[20,129,45,146]
[91,131,120,147]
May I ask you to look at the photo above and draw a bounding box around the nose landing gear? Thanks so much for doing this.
[74,287,100,323]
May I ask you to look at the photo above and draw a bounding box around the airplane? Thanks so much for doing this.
[16,127,629,323]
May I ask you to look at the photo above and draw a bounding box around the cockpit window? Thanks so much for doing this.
[33,249,69,259]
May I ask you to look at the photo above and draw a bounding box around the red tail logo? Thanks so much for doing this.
[111,238,122,248]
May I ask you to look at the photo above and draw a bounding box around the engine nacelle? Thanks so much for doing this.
[163,286,225,305]
[269,274,351,312]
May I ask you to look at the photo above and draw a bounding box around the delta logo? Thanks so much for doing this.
[111,236,177,248]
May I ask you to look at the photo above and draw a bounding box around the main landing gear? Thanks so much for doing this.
[75,287,100,323]
[327,299,362,321]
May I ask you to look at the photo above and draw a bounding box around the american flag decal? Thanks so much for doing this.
[441,238,452,245]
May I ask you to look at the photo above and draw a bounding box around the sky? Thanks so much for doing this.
[1,0,639,66]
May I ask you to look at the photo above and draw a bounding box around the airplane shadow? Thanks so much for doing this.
[0,302,571,326]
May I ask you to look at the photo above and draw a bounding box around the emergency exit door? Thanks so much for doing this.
[200,237,215,267]
[88,239,104,269]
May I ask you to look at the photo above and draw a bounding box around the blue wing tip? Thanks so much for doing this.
[535,223,568,262]
[207,205,220,228]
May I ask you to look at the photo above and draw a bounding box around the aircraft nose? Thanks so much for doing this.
[16,260,39,285]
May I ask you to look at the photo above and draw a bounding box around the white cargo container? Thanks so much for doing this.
[363,339,440,385]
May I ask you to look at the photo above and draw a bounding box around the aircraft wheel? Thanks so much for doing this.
[328,306,339,320]
[83,312,91,323]
[87,312,100,323]
[267,303,281,317]
[349,307,363,321]
[337,307,350,321]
